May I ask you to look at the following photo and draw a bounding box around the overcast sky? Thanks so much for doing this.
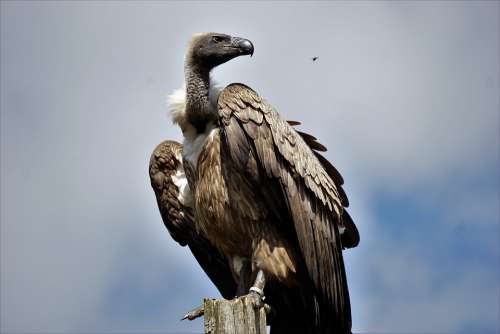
[1,1,498,333]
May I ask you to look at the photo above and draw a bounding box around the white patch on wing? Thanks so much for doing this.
[170,154,193,208]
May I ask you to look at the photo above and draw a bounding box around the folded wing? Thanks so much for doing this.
[219,84,358,331]
[149,140,236,299]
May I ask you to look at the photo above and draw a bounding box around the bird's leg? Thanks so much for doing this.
[247,269,266,309]
[181,305,204,321]
[236,260,252,297]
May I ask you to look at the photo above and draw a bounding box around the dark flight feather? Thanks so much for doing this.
[287,120,302,126]
[218,84,354,332]
[296,130,328,152]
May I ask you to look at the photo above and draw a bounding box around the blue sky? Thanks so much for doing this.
[1,1,498,333]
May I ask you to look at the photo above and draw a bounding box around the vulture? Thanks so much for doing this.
[149,32,359,334]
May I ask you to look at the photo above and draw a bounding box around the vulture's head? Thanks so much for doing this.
[186,32,254,70]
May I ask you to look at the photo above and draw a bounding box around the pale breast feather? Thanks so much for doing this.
[167,83,222,171]
[182,121,218,168]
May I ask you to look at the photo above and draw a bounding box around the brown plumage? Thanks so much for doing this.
[150,32,359,334]
[149,140,236,299]
[149,141,191,245]
[217,84,354,332]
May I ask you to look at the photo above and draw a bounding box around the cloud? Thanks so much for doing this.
[1,1,498,333]
[351,242,499,333]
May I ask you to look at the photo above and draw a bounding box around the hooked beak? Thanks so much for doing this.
[231,37,254,57]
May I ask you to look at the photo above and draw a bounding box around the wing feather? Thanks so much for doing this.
[218,84,354,330]
[149,140,236,299]
[289,123,359,245]
[149,140,192,245]
[296,130,327,152]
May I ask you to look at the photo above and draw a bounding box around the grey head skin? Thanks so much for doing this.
[184,33,254,131]
[186,32,253,69]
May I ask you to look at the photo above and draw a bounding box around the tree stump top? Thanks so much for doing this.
[203,296,267,334]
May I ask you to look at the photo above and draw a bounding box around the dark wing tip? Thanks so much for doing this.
[296,130,317,141]
[287,120,302,126]
[341,210,360,249]
[314,152,345,186]
[338,185,349,208]
[296,130,327,152]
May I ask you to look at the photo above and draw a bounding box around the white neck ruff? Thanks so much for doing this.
[167,82,222,167]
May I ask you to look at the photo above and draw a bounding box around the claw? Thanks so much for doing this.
[247,291,265,309]
[242,293,271,314]
[181,305,204,321]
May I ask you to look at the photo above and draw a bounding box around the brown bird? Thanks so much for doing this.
[149,32,359,334]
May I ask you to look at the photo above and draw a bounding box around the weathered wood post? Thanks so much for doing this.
[203,296,267,334]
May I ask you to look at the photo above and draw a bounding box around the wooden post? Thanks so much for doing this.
[203,296,267,334]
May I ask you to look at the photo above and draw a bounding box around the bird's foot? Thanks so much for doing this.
[247,290,264,309]
[245,293,271,314]
[181,305,204,321]
[243,286,270,314]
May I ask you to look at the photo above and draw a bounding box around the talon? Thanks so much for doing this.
[181,305,204,321]
[247,291,264,309]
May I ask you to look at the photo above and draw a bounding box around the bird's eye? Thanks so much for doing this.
[212,36,223,43]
